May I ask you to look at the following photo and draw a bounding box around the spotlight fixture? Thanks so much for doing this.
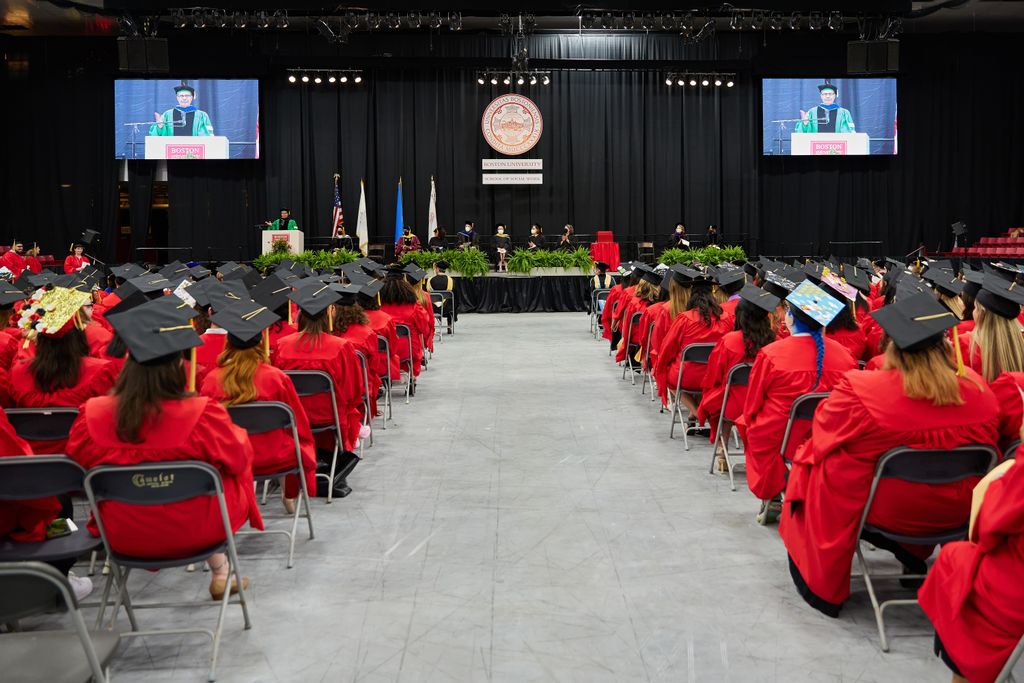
[340,74,348,83]
[256,11,270,29]
[313,75,322,84]
[490,75,498,85]
[449,13,463,31]
[353,74,362,83]
[427,11,442,29]
[751,11,765,30]
[622,12,636,30]
[729,12,742,30]
[689,77,697,86]
[788,12,801,30]
[808,11,824,30]
[288,74,296,83]
[301,74,309,83]
[542,75,550,85]
[343,12,359,29]
[191,9,204,28]
[328,75,336,83]
[727,80,735,88]
[407,12,422,28]
[680,11,695,32]
[666,76,673,86]
[640,13,654,30]
[172,9,187,28]
[502,75,511,86]
[677,77,685,86]
[714,78,722,87]
[477,74,486,85]
[273,10,288,29]
[530,75,538,85]
[827,11,843,31]
[768,12,783,31]
[366,13,381,30]
[701,78,710,87]
[517,75,525,85]
[387,12,401,30]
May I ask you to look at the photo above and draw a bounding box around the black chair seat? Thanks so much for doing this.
[0,527,101,563]
[861,523,969,547]
[252,465,300,481]
[107,540,227,570]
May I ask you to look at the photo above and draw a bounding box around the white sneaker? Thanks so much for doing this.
[68,572,93,602]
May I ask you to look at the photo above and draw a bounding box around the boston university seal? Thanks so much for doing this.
[481,94,543,156]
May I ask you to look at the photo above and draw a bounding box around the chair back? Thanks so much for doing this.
[5,408,79,443]
[1005,439,1020,460]
[395,323,411,339]
[284,369,334,397]
[0,455,85,501]
[226,401,296,435]
[377,334,390,354]
[779,391,830,460]
[726,363,753,387]
[84,460,222,507]
[594,289,610,306]
[681,342,715,365]
[625,311,642,342]
[0,561,74,621]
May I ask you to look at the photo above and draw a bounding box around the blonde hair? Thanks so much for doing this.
[938,292,965,319]
[883,341,964,406]
[971,303,1024,382]
[668,279,691,318]
[634,280,659,303]
[711,286,728,304]
[215,342,265,406]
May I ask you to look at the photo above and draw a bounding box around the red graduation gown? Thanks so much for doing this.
[0,251,26,278]
[638,302,670,369]
[9,356,118,454]
[780,368,999,612]
[0,413,57,543]
[614,297,651,363]
[201,364,317,499]
[919,460,1024,683]
[0,329,19,370]
[266,321,297,364]
[24,256,41,274]
[195,330,227,369]
[417,290,436,353]
[66,395,263,557]
[379,302,431,376]
[612,286,637,333]
[63,255,90,274]
[600,284,624,341]
[720,297,740,318]
[272,332,365,452]
[827,325,870,362]
[739,335,857,500]
[989,371,1024,447]
[90,292,121,333]
[696,331,756,439]
[654,310,733,405]
[335,323,382,417]
[364,309,401,380]
[84,321,113,359]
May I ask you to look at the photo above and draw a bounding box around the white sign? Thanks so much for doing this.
[482,159,543,170]
[482,173,543,185]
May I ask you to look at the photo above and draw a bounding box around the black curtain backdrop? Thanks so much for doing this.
[2,31,1022,263]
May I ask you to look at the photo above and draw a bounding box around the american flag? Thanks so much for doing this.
[331,173,344,238]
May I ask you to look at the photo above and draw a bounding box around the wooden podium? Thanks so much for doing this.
[261,230,305,255]
[790,132,870,156]
[144,135,229,160]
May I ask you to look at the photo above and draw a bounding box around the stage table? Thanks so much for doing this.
[589,243,620,271]
[454,275,590,313]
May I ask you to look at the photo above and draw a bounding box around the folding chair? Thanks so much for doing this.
[226,402,314,569]
[0,455,102,567]
[668,342,716,450]
[394,323,415,404]
[84,461,253,682]
[0,561,120,683]
[376,335,393,428]
[429,292,445,342]
[591,289,610,337]
[5,408,79,451]
[996,634,1024,683]
[1005,439,1020,460]
[284,370,347,504]
[639,321,657,399]
[852,445,998,652]
[431,290,455,336]
[353,350,373,447]
[778,392,831,464]
[621,311,644,384]
[608,300,620,356]
[708,363,753,491]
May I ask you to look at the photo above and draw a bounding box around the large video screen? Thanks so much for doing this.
[115,79,259,160]
[762,78,897,156]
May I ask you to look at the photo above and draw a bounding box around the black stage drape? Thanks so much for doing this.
[3,32,1023,262]
[455,276,590,313]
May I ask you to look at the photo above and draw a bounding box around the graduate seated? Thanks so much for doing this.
[615,267,663,365]
[919,457,1024,683]
[637,270,676,374]
[200,301,317,515]
[698,284,778,468]
[332,285,383,420]
[714,270,745,318]
[249,273,297,362]
[739,280,857,525]
[355,279,401,383]
[66,296,263,600]
[781,292,999,618]
[378,268,432,379]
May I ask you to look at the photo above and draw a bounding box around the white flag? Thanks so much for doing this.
[356,179,369,255]
[427,175,438,234]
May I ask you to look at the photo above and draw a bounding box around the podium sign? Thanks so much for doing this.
[261,230,305,255]
[144,135,229,160]
[790,133,870,156]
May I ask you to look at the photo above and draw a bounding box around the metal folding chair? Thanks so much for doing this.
[668,342,716,450]
[284,370,347,504]
[0,455,102,565]
[639,321,657,399]
[708,363,753,491]
[621,311,644,384]
[84,461,253,682]
[394,323,416,404]
[226,402,314,568]
[608,300,620,355]
[778,392,831,464]
[5,407,80,453]
[430,291,455,337]
[591,289,610,336]
[376,335,393,428]
[353,350,373,447]
[852,445,998,652]
[1005,439,1020,460]
[0,561,120,683]
[996,634,1024,683]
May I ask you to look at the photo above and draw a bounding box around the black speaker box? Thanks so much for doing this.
[117,37,169,73]
[847,40,899,74]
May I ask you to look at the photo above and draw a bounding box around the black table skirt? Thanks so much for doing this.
[454,276,590,313]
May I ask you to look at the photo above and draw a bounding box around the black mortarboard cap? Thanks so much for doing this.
[27,272,59,288]
[242,268,262,289]
[188,264,212,280]
[924,259,954,273]
[174,82,195,95]
[843,267,871,294]
[211,301,281,349]
[715,270,745,290]
[119,273,173,299]
[328,283,362,305]
[11,271,34,294]
[217,261,247,280]
[922,269,964,297]
[639,267,662,286]
[249,273,292,311]
[103,290,149,318]
[403,264,428,283]
[287,282,341,317]
[983,261,1021,283]
[344,269,371,286]
[870,292,959,352]
[977,274,1024,319]
[896,275,926,301]
[159,261,191,280]
[110,263,148,280]
[669,264,700,286]
[0,285,26,307]
[962,270,984,296]
[817,82,838,93]
[595,261,610,271]
[738,284,780,314]
[107,296,202,364]
[358,280,384,303]
[856,258,873,270]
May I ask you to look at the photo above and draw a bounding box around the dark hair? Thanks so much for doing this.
[380,278,420,305]
[826,303,859,332]
[113,356,188,443]
[192,306,212,334]
[686,286,723,327]
[962,288,977,322]
[30,327,89,393]
[734,300,775,359]
[434,227,445,238]
[334,303,369,333]
[105,333,128,359]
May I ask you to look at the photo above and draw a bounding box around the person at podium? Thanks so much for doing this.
[149,82,214,137]
[264,208,298,230]
[795,82,855,134]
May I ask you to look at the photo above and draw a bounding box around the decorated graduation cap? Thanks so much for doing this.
[110,263,148,280]
[107,296,203,364]
[871,292,959,352]
[668,264,700,286]
[922,269,964,297]
[738,284,780,315]
[249,273,292,311]
[786,280,845,328]
[820,270,858,303]
[983,261,1022,283]
[159,260,191,279]
[639,266,663,286]
[173,82,195,95]
[977,274,1024,319]
[16,286,91,339]
[211,301,281,350]
[763,268,801,298]
[287,282,341,318]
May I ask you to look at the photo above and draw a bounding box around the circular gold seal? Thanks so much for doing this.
[481,94,543,156]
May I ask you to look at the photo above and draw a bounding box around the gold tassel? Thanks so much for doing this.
[188,347,197,392]
[327,306,334,333]
[952,326,966,377]
[288,303,294,325]
[262,328,270,361]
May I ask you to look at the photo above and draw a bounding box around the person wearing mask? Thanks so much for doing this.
[494,225,512,272]
[394,226,422,257]
[66,297,262,601]
[739,280,857,525]
[670,223,689,248]
[527,224,544,252]
[427,260,457,334]
[457,221,479,250]
[706,224,720,245]
[781,293,999,618]
[558,224,575,250]
[427,227,446,252]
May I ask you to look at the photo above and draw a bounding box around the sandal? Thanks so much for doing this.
[209,574,249,601]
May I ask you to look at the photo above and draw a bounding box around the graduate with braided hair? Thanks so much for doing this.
[737,280,856,525]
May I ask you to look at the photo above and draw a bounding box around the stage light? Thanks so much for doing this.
[729,12,742,30]
[677,77,685,86]
[288,74,296,83]
[450,13,463,31]
[680,11,695,32]
[517,75,525,85]
[530,75,538,85]
[477,74,486,85]
[601,12,614,29]
[274,10,288,29]
[665,76,673,86]
[354,74,362,83]
[622,12,636,30]
[172,9,186,28]
[427,12,442,29]
[726,80,735,88]
[256,11,270,29]
[340,74,348,83]
[367,13,381,30]
[542,75,550,85]
[788,12,801,30]
[314,75,322,84]
[768,12,783,31]
[640,13,654,30]
[387,12,401,30]
[689,78,697,86]
[490,75,498,85]
[808,11,824,30]
[714,78,722,87]
[751,11,765,30]
[503,75,511,85]
[343,12,359,29]
[701,78,710,87]
[328,75,336,83]
[828,11,843,31]
[301,74,309,83]
[191,10,204,28]
[581,12,596,29]
[407,12,422,28]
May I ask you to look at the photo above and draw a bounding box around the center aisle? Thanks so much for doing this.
[115,313,949,681]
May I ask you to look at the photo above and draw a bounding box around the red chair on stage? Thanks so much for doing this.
[590,232,620,271]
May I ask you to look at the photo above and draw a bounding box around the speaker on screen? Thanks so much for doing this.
[117,37,169,73]
[847,40,899,74]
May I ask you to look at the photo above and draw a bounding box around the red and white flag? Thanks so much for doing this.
[331,173,344,238]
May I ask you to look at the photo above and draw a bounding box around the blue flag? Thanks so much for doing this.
[394,178,405,244]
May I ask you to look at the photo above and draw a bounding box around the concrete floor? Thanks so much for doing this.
[63,313,960,681]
